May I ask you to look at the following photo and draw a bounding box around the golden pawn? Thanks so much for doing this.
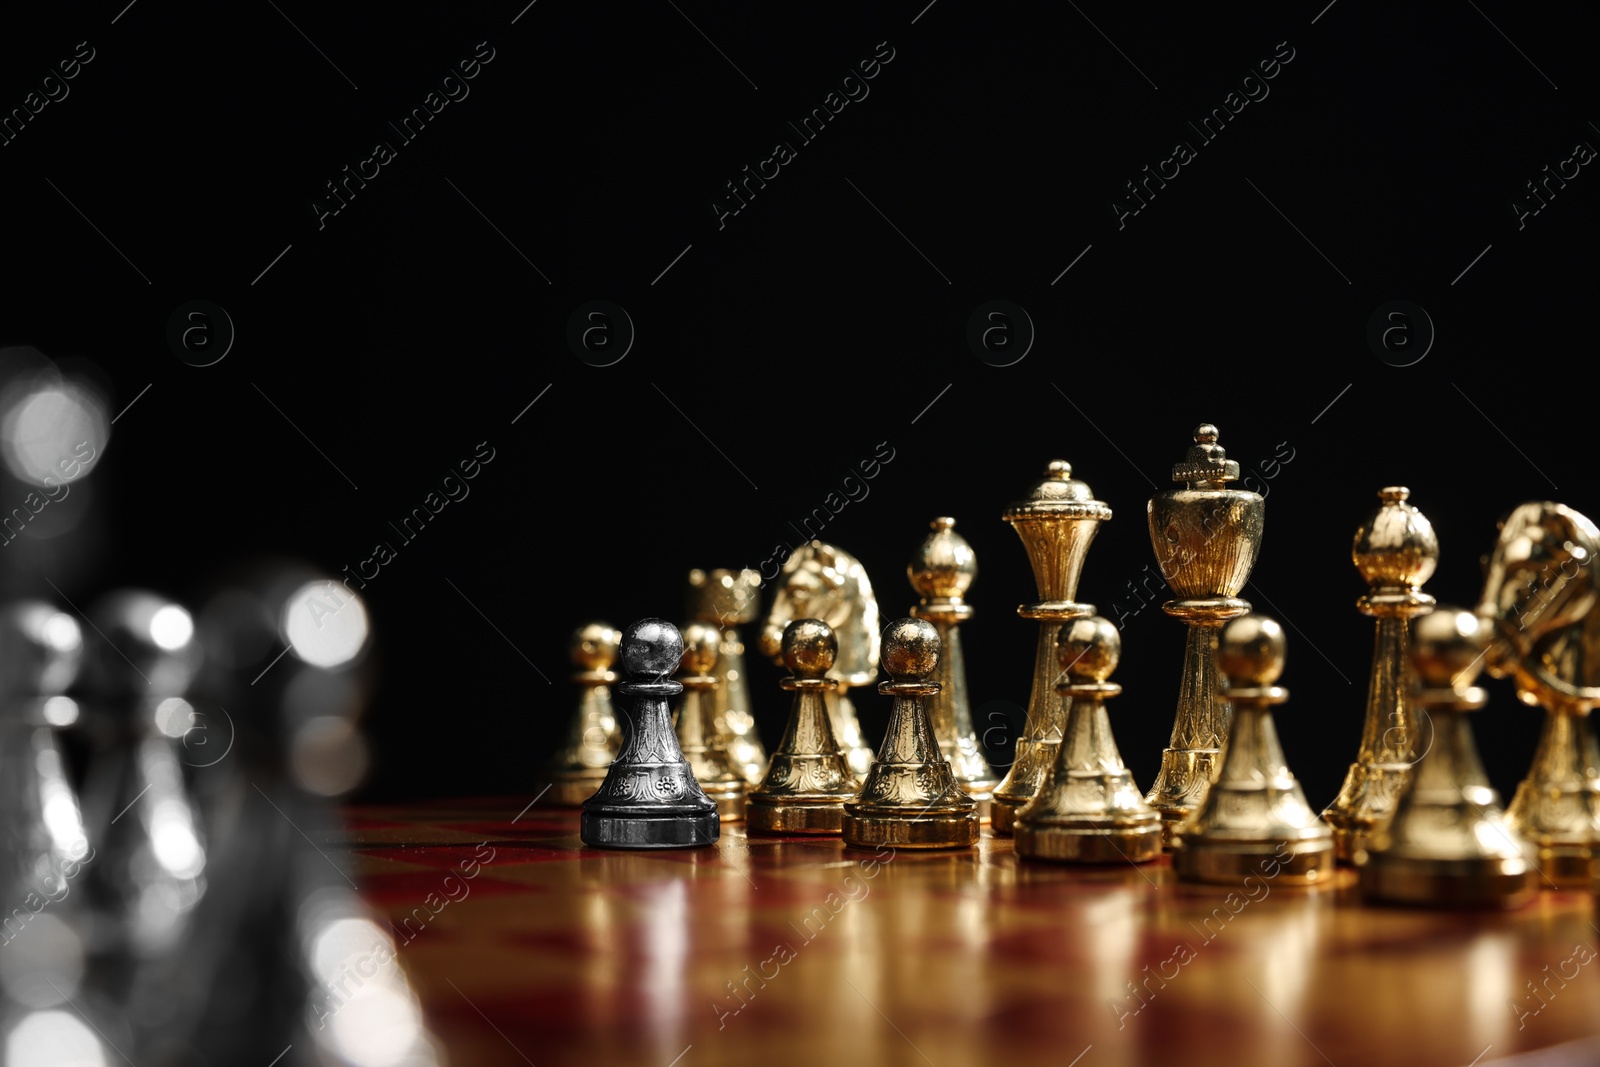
[1323,487,1438,863]
[674,623,747,823]
[1358,609,1535,907]
[842,618,979,850]
[687,568,768,784]
[909,517,999,821]
[747,620,861,834]
[1172,615,1334,884]
[1145,425,1264,847]
[1015,617,1162,863]
[544,622,623,806]
[991,461,1111,835]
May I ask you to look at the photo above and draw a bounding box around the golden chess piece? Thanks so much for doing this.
[673,623,747,823]
[1145,424,1264,847]
[687,568,768,784]
[1323,487,1438,863]
[1014,616,1162,863]
[842,618,979,850]
[760,542,879,778]
[544,622,623,806]
[747,620,861,834]
[991,461,1111,835]
[1171,615,1334,884]
[909,517,999,821]
[1358,608,1535,906]
[1476,502,1600,887]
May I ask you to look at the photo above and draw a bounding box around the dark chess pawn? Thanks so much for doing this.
[842,618,979,850]
[76,590,208,964]
[582,619,720,849]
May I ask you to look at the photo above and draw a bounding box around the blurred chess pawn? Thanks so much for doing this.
[908,518,998,820]
[1171,615,1334,884]
[747,620,860,834]
[140,562,443,1067]
[674,623,746,822]
[0,601,114,1060]
[545,622,623,806]
[688,568,768,783]
[76,590,208,963]
[1015,617,1161,863]
[842,618,978,850]
[1358,609,1535,907]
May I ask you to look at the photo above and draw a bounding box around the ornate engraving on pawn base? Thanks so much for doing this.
[761,543,880,779]
[1477,502,1600,887]
[581,620,719,850]
[842,618,979,850]
[1015,617,1162,863]
[674,624,747,823]
[747,620,861,834]
[1357,610,1535,907]
[1145,425,1264,848]
[688,569,768,784]
[1171,615,1333,884]
[992,462,1111,836]
[545,623,623,807]
[909,518,998,821]
[1323,488,1438,863]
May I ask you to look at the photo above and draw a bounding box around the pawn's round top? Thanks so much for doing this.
[1058,616,1119,682]
[1171,423,1242,486]
[1353,486,1439,590]
[0,601,83,700]
[688,568,761,625]
[908,517,976,601]
[1410,609,1486,690]
[679,623,721,676]
[782,619,836,678]
[620,619,684,680]
[1216,614,1286,686]
[82,590,199,698]
[882,618,939,680]
[571,622,621,671]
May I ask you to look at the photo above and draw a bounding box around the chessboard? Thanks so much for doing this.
[340,796,1600,1067]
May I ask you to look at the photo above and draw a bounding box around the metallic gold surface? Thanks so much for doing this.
[761,542,879,778]
[909,517,997,821]
[992,461,1110,835]
[842,618,978,849]
[1171,615,1334,884]
[545,622,623,807]
[673,623,746,823]
[747,620,860,834]
[1145,425,1264,847]
[1014,617,1161,863]
[1323,487,1438,863]
[687,568,768,784]
[1357,609,1535,907]
[1476,502,1600,888]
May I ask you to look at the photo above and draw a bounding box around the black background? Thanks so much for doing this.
[2,1,1594,809]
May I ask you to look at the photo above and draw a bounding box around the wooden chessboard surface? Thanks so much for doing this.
[336,797,1600,1067]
